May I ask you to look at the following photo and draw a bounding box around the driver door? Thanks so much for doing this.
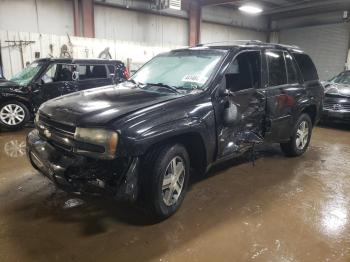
[215,50,266,160]
[32,63,77,107]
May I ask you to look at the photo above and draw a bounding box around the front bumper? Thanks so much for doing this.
[26,129,139,202]
[322,109,350,121]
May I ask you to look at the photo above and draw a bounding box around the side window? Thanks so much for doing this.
[225,51,261,92]
[284,52,299,84]
[266,50,287,87]
[55,64,75,82]
[41,64,57,84]
[293,53,319,81]
[108,65,116,76]
[42,64,75,83]
[77,64,107,80]
[90,65,107,79]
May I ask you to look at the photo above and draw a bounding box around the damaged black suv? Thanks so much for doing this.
[27,41,323,219]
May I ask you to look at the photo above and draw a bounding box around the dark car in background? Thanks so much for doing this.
[27,42,323,219]
[0,58,128,130]
[322,71,350,122]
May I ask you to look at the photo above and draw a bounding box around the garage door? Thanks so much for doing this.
[279,23,349,80]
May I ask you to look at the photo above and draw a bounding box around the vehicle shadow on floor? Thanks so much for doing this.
[317,121,350,131]
[3,144,312,261]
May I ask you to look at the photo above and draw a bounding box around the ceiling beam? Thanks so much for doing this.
[199,0,239,6]
[263,0,350,15]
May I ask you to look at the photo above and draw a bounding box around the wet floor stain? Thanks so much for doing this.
[0,123,350,261]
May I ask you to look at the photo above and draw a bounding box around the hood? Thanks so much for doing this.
[324,82,350,97]
[39,83,184,127]
[0,79,20,88]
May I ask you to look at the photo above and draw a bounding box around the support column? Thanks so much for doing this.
[188,1,201,47]
[81,0,95,38]
[73,0,81,37]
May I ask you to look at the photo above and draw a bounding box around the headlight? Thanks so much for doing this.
[74,128,119,160]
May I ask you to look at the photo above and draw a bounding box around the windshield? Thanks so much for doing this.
[131,50,226,91]
[329,72,350,85]
[10,62,44,86]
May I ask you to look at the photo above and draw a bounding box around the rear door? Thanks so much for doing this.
[263,50,305,142]
[76,64,113,91]
[216,50,266,159]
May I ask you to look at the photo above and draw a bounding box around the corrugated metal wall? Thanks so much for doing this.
[94,5,188,46]
[201,22,266,43]
[279,23,350,80]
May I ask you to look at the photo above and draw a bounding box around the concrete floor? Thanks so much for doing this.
[0,124,350,262]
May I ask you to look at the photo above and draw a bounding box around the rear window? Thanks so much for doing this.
[284,52,299,84]
[77,64,107,80]
[293,53,318,81]
[266,50,287,86]
[108,65,116,75]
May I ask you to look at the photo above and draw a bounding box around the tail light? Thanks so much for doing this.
[123,68,130,79]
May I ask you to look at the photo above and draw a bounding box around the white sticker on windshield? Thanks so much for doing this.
[182,74,208,84]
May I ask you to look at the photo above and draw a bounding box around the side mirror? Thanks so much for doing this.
[223,100,241,126]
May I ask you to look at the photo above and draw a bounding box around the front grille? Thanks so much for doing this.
[39,114,76,136]
[324,96,350,112]
[37,113,76,152]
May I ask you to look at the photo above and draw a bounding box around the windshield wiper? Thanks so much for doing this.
[145,82,180,93]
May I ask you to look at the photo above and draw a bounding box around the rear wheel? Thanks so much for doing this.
[280,113,312,157]
[0,101,30,130]
[141,143,190,220]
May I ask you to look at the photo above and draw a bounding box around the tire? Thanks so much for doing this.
[280,113,313,157]
[141,143,190,220]
[0,101,30,130]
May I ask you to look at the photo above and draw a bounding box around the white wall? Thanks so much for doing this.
[95,5,268,46]
[201,22,267,43]
[0,0,74,35]
[0,30,182,79]
[95,5,188,47]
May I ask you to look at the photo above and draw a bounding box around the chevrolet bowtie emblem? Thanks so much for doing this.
[333,104,341,111]
[43,129,52,138]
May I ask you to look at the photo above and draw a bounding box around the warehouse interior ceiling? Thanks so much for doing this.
[181,0,350,19]
[260,0,350,19]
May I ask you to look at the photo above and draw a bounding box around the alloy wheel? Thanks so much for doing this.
[296,120,309,150]
[162,156,186,206]
[0,104,26,126]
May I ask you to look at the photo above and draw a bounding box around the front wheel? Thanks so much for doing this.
[141,143,190,220]
[0,101,30,130]
[280,114,312,157]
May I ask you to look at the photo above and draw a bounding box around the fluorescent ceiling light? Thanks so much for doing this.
[239,5,263,14]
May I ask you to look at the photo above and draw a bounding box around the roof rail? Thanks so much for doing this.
[196,40,263,47]
[275,43,300,49]
[196,40,301,50]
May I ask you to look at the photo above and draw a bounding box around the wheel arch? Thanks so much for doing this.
[143,132,208,175]
[301,104,317,126]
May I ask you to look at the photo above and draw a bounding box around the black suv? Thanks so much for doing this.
[27,42,323,219]
[0,58,128,129]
